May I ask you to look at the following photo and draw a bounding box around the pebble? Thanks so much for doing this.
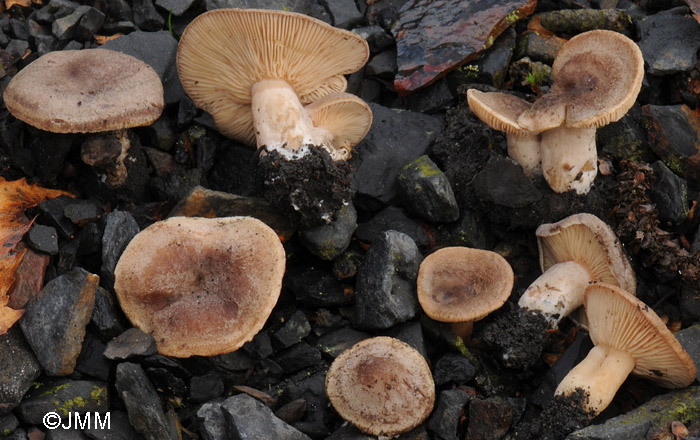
[26,223,58,255]
[147,367,188,397]
[385,320,429,360]
[354,230,423,330]
[352,103,444,205]
[0,327,42,415]
[15,379,108,425]
[352,26,394,54]
[100,210,140,287]
[115,362,178,440]
[676,325,700,382]
[82,410,139,439]
[63,200,104,226]
[19,267,99,376]
[316,328,370,359]
[209,350,256,373]
[285,266,353,308]
[221,393,311,440]
[538,8,634,35]
[637,10,700,75]
[323,0,362,28]
[433,208,495,250]
[365,50,397,79]
[433,353,477,385]
[74,332,111,381]
[355,205,431,249]
[272,342,323,374]
[465,397,514,439]
[39,195,78,239]
[476,26,517,88]
[513,27,563,64]
[299,202,357,261]
[155,0,197,16]
[132,0,164,31]
[650,160,688,227]
[197,400,227,440]
[272,310,312,350]
[0,412,19,436]
[396,155,459,223]
[103,328,158,360]
[427,389,470,440]
[472,156,543,208]
[243,331,274,360]
[6,245,49,309]
[204,0,311,14]
[189,373,224,403]
[597,104,654,162]
[407,78,456,115]
[89,286,127,342]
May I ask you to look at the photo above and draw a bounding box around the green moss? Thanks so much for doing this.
[91,385,107,403]
[41,384,69,396]
[662,152,685,176]
[504,10,520,25]
[4,429,12,435]
[406,155,442,177]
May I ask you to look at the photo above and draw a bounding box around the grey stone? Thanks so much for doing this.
[104,328,158,360]
[74,332,111,381]
[10,18,29,40]
[272,342,323,374]
[676,325,700,382]
[433,353,476,386]
[0,327,42,415]
[272,310,312,349]
[190,373,224,403]
[115,362,178,440]
[475,26,516,88]
[473,156,543,209]
[325,425,375,439]
[300,202,357,261]
[155,0,197,15]
[427,389,470,440]
[197,400,226,440]
[221,394,312,440]
[365,49,398,78]
[82,410,140,439]
[74,7,105,41]
[407,77,455,115]
[354,230,423,330]
[100,210,140,287]
[107,0,133,21]
[353,25,395,54]
[567,387,700,440]
[132,0,165,31]
[384,320,428,360]
[90,286,127,342]
[205,0,311,13]
[102,30,184,105]
[433,207,494,250]
[396,155,459,223]
[638,10,700,75]
[351,103,444,204]
[20,267,98,376]
[321,0,363,28]
[316,328,370,359]
[465,397,513,440]
[0,412,19,436]
[27,224,59,255]
[51,5,90,40]
[680,284,700,322]
[651,160,688,227]
[355,205,431,249]
[5,39,29,64]
[285,266,353,308]
[15,379,108,425]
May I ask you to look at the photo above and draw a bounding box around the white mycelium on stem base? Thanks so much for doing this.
[518,213,636,328]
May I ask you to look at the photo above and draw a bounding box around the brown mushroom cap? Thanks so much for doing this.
[306,92,373,160]
[176,8,369,146]
[518,30,644,132]
[3,49,164,133]
[536,213,636,293]
[466,89,534,136]
[586,283,696,388]
[325,336,435,436]
[417,247,514,323]
[113,216,285,358]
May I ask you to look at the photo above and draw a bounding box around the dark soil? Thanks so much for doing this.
[513,388,595,440]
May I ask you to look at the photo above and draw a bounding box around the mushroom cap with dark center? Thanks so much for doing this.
[113,216,285,358]
[325,336,435,436]
[517,29,644,132]
[466,89,534,136]
[176,8,369,146]
[417,247,514,323]
[537,213,636,292]
[586,283,696,388]
[3,49,164,133]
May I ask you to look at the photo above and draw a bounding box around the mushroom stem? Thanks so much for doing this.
[554,345,635,416]
[506,132,542,176]
[518,260,592,328]
[450,321,474,342]
[251,79,333,157]
[540,126,597,194]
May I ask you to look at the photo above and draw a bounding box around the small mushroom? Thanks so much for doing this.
[466,89,542,176]
[555,282,696,416]
[325,336,435,437]
[417,247,514,341]
[2,49,164,195]
[519,213,635,328]
[517,30,644,194]
[113,216,285,358]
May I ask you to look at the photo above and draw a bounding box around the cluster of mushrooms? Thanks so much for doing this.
[1,8,697,439]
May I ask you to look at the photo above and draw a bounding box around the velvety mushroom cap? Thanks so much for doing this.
[325,336,435,437]
[305,92,373,160]
[586,283,696,388]
[537,213,636,292]
[3,49,164,133]
[417,247,514,323]
[113,216,285,358]
[466,89,533,136]
[176,8,369,146]
[518,30,644,132]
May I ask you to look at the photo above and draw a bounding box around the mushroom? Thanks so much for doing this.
[2,49,163,194]
[325,336,435,437]
[517,29,644,194]
[176,8,371,226]
[113,216,285,358]
[466,89,542,176]
[417,246,514,341]
[555,282,696,416]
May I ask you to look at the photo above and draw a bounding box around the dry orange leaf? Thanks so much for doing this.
[94,34,122,45]
[0,177,73,335]
[5,0,31,8]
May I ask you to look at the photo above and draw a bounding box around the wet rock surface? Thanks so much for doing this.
[0,0,699,439]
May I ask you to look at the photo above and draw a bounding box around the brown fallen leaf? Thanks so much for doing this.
[5,0,31,8]
[0,177,73,335]
[93,34,122,45]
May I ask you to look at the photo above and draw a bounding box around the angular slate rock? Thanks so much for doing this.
[104,328,158,360]
[676,325,700,382]
[155,0,197,15]
[433,353,476,386]
[6,245,49,309]
[190,373,224,403]
[299,201,356,261]
[384,320,429,360]
[650,160,688,227]
[100,210,139,288]
[27,223,59,255]
[272,310,312,350]
[221,394,311,440]
[74,332,111,381]
[197,400,227,440]
[396,155,459,223]
[465,397,513,440]
[0,412,19,436]
[285,266,353,308]
[391,0,537,94]
[115,362,177,440]
[15,379,108,425]
[638,10,700,75]
[475,26,517,88]
[642,104,700,183]
[272,342,323,374]
[323,0,362,28]
[102,30,184,105]
[352,26,395,54]
[427,389,470,440]
[433,207,494,250]
[20,267,99,376]
[204,0,311,13]
[51,5,90,40]
[0,327,42,415]
[316,328,370,359]
[90,286,127,342]
[472,156,542,208]
[351,103,444,204]
[132,0,165,31]
[83,410,140,439]
[39,195,78,239]
[355,205,431,249]
[365,49,398,78]
[354,230,423,330]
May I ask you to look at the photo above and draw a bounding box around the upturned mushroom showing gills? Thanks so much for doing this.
[113,216,285,358]
[325,336,435,437]
[417,246,514,342]
[517,30,644,194]
[480,213,635,369]
[554,283,696,417]
[176,8,372,227]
